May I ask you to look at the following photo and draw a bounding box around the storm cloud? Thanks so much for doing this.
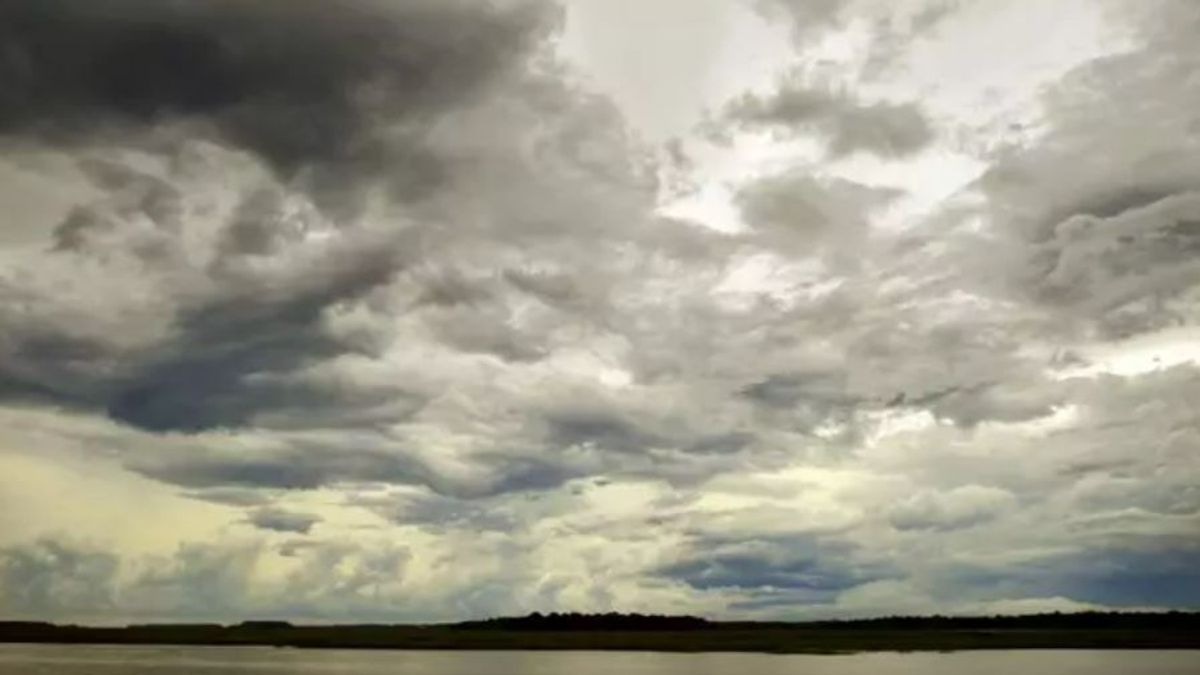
[0,0,655,440]
[0,0,552,190]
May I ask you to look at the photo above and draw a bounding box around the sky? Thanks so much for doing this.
[0,0,1198,624]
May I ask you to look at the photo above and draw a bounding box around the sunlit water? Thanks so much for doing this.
[1,644,1196,674]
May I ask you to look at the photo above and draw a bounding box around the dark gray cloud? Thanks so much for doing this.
[939,543,1200,610]
[727,79,934,158]
[734,171,901,255]
[739,370,865,438]
[350,489,520,532]
[0,0,658,439]
[107,255,407,432]
[658,535,895,604]
[741,371,852,410]
[246,507,322,534]
[0,0,553,197]
[544,408,664,455]
[182,487,275,508]
[0,0,559,437]
[0,0,620,438]
[124,438,425,491]
[0,176,412,432]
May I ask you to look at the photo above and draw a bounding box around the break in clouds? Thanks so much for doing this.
[0,0,1198,623]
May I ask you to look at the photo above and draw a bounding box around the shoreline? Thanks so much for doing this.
[4,642,1200,655]
[3,626,1198,654]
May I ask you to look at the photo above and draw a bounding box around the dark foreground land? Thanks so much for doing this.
[2,612,1198,654]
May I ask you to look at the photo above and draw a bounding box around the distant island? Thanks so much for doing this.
[2,611,1198,653]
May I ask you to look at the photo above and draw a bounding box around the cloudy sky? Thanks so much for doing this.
[1,0,1198,624]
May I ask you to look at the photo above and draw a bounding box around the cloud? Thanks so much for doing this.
[727,79,935,158]
[0,0,666,444]
[887,485,1016,531]
[122,431,429,492]
[978,161,1200,343]
[659,535,895,599]
[5,354,1200,622]
[1,0,1199,624]
[246,507,322,535]
[349,487,520,532]
[0,539,118,618]
[961,1,1200,339]
[183,488,275,508]
[0,142,413,431]
[0,0,554,200]
[753,0,850,38]
[754,0,958,75]
[734,171,901,253]
[936,544,1200,610]
[0,537,415,623]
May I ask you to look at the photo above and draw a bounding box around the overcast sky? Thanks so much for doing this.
[1,0,1198,624]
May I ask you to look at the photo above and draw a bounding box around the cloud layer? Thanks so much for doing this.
[1,0,1198,622]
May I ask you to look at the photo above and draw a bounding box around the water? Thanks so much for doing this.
[0,644,1196,674]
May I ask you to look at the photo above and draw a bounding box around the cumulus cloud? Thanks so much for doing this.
[0,540,118,618]
[0,0,662,443]
[734,171,901,256]
[0,537,415,623]
[727,78,935,158]
[887,485,1016,531]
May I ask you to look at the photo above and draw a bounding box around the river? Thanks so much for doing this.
[1,644,1196,674]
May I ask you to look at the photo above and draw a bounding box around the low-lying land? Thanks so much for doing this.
[1,612,1197,653]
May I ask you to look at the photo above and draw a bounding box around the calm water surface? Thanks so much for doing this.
[1,644,1196,674]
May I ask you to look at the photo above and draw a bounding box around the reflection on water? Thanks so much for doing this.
[0,644,1197,675]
